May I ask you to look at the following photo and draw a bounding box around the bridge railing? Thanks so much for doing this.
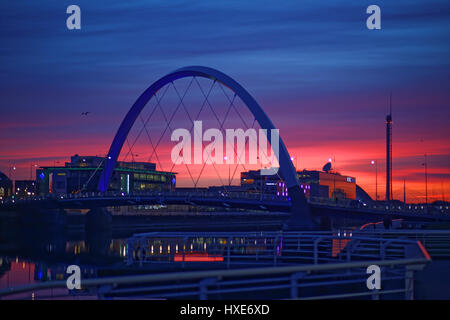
[100,256,428,300]
[125,231,429,268]
[353,229,450,259]
[3,190,449,216]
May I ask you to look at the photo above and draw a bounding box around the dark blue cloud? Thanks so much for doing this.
[1,0,449,93]
[0,0,449,142]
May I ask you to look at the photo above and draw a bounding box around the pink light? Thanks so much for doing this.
[174,252,224,262]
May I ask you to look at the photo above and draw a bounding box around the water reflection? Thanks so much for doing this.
[1,221,353,293]
[0,227,129,290]
[127,235,282,265]
[0,233,285,289]
[0,259,35,289]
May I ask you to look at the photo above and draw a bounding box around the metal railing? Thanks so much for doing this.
[0,231,431,300]
[125,231,429,268]
[354,229,450,258]
[0,257,429,300]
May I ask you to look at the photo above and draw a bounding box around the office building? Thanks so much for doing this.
[36,154,176,195]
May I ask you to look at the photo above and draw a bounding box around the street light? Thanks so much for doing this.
[422,154,428,209]
[224,156,230,186]
[30,163,38,180]
[329,157,336,200]
[290,156,298,170]
[371,160,378,201]
[9,165,16,196]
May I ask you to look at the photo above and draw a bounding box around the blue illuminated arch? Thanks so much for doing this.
[98,66,311,223]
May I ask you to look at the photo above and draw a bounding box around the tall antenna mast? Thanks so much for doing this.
[386,93,393,202]
[390,93,393,201]
[389,92,392,115]
[424,153,428,207]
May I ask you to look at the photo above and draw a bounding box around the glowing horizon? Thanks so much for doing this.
[1,1,449,204]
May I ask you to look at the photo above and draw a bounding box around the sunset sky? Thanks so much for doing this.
[0,0,449,202]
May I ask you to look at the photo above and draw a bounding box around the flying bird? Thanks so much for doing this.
[81,112,91,116]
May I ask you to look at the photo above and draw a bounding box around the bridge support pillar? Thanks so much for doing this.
[86,208,112,232]
[283,185,316,231]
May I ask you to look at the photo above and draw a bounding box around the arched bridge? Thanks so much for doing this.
[2,67,448,229]
[97,66,313,228]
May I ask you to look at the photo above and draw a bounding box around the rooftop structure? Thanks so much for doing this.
[240,169,356,200]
